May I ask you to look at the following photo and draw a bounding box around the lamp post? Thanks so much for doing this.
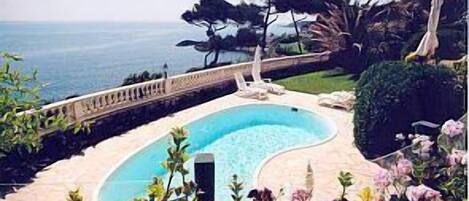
[162,63,168,79]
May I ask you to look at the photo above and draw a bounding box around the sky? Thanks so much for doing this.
[0,0,310,23]
[0,0,218,22]
[0,0,247,22]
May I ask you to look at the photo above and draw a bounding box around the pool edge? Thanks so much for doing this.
[92,102,338,201]
[252,103,338,188]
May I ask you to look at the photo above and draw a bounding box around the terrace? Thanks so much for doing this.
[2,40,465,201]
[2,91,379,201]
[1,0,467,200]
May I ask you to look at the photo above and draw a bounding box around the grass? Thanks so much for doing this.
[274,70,357,94]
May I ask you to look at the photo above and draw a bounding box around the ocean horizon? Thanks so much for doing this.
[0,21,293,100]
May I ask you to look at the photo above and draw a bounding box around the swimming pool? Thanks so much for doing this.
[95,104,336,201]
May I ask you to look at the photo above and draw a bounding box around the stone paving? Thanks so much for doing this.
[255,93,381,201]
[2,91,380,201]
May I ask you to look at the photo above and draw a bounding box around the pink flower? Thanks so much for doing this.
[412,135,434,159]
[424,189,441,201]
[406,185,441,201]
[420,140,434,153]
[447,149,467,166]
[373,169,393,190]
[407,185,426,201]
[396,158,413,175]
[441,120,464,138]
[290,187,312,201]
[390,158,413,184]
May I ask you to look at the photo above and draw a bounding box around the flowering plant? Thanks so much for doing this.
[369,119,467,201]
[289,187,312,201]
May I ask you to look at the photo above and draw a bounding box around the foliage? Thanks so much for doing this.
[275,43,308,56]
[229,174,244,201]
[452,59,467,85]
[277,34,300,44]
[304,0,467,73]
[272,0,327,13]
[353,61,465,159]
[370,119,467,201]
[66,188,83,201]
[357,187,374,201]
[337,171,353,201]
[121,70,163,86]
[180,0,263,67]
[403,0,467,61]
[236,28,260,47]
[0,52,86,157]
[134,127,198,201]
[305,0,418,73]
[181,0,236,33]
[274,70,356,94]
[272,0,327,53]
[147,177,166,201]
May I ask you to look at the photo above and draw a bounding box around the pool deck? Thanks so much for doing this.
[3,91,380,201]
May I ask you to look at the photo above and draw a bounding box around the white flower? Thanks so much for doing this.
[412,134,430,145]
[373,169,393,190]
[406,184,441,201]
[411,135,434,159]
[447,149,467,166]
[441,119,464,138]
[395,133,406,141]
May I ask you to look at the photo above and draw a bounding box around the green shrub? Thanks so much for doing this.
[278,34,299,44]
[353,61,466,159]
[121,70,163,86]
[275,43,307,56]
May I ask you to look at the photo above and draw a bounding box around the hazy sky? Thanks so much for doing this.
[0,0,239,22]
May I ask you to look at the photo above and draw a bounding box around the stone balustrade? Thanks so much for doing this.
[39,52,330,129]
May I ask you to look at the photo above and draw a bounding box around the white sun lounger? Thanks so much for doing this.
[250,46,285,95]
[234,72,268,100]
[318,91,355,111]
[251,71,286,95]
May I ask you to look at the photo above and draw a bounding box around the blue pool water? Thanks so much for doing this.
[97,104,335,201]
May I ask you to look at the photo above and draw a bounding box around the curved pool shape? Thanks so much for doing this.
[97,104,336,201]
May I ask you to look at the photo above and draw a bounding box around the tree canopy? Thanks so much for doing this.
[180,0,264,67]
[272,0,327,13]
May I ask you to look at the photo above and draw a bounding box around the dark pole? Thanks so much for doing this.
[194,153,215,201]
[162,63,168,79]
[261,0,272,49]
[290,10,302,54]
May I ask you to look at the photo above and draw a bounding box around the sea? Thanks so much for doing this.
[0,22,293,100]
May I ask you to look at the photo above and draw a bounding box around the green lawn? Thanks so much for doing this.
[274,70,357,94]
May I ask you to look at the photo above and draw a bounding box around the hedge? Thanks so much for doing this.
[353,61,466,159]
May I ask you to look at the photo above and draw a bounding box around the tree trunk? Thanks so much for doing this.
[290,10,302,54]
[261,0,272,50]
[204,51,213,67]
[208,50,220,67]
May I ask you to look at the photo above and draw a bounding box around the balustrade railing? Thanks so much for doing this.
[39,52,330,128]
